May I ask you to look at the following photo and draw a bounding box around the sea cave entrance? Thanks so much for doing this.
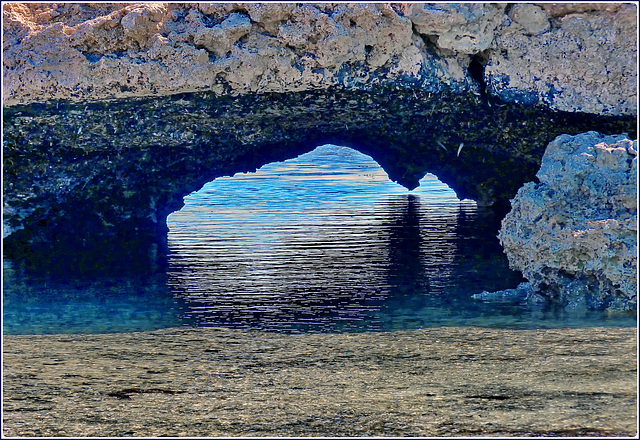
[164,145,522,333]
[3,86,637,333]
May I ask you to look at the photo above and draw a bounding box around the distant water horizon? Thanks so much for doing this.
[3,145,636,334]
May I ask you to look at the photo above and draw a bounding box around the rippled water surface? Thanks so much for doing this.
[3,145,636,334]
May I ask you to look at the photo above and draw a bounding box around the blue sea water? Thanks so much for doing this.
[3,145,636,334]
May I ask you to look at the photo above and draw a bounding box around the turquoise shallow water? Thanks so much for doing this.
[3,145,636,334]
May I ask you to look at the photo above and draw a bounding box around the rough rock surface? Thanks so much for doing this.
[499,132,638,311]
[1,3,638,282]
[2,2,637,115]
[1,2,473,104]
[485,2,637,115]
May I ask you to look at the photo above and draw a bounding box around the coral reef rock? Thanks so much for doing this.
[2,2,637,115]
[2,3,637,266]
[499,132,638,311]
[486,2,637,115]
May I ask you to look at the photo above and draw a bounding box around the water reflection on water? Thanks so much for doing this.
[166,145,636,332]
[167,145,469,332]
[3,145,636,334]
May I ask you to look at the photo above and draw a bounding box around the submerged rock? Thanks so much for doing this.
[3,327,637,437]
[472,282,534,304]
[499,132,637,312]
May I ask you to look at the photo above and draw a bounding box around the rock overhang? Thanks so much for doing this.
[2,2,638,270]
[3,86,636,257]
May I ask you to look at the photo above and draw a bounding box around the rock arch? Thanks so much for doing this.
[2,86,636,269]
[2,3,637,271]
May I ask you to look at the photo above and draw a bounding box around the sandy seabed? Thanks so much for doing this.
[2,326,637,437]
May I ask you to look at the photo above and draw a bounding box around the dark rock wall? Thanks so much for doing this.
[3,86,636,265]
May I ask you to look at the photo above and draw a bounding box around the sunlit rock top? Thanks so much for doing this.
[2,2,637,115]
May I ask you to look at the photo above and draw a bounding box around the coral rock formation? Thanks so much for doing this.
[499,132,638,311]
[2,3,637,115]
[486,3,637,114]
[2,2,638,300]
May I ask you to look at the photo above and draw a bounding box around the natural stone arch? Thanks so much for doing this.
[3,2,637,271]
[2,87,636,270]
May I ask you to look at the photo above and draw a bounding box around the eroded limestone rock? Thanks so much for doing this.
[499,132,638,311]
[486,3,637,114]
[508,4,550,36]
[1,3,457,104]
[408,3,506,54]
[2,2,637,115]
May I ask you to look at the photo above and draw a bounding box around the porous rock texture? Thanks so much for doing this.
[2,2,637,114]
[499,132,638,312]
[2,2,473,104]
[2,3,638,284]
[486,2,637,115]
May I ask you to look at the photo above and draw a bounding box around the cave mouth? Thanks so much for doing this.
[163,144,526,333]
[166,143,465,231]
[6,143,634,335]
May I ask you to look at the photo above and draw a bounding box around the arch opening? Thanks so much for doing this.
[5,85,636,333]
[164,145,526,333]
[167,143,465,228]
